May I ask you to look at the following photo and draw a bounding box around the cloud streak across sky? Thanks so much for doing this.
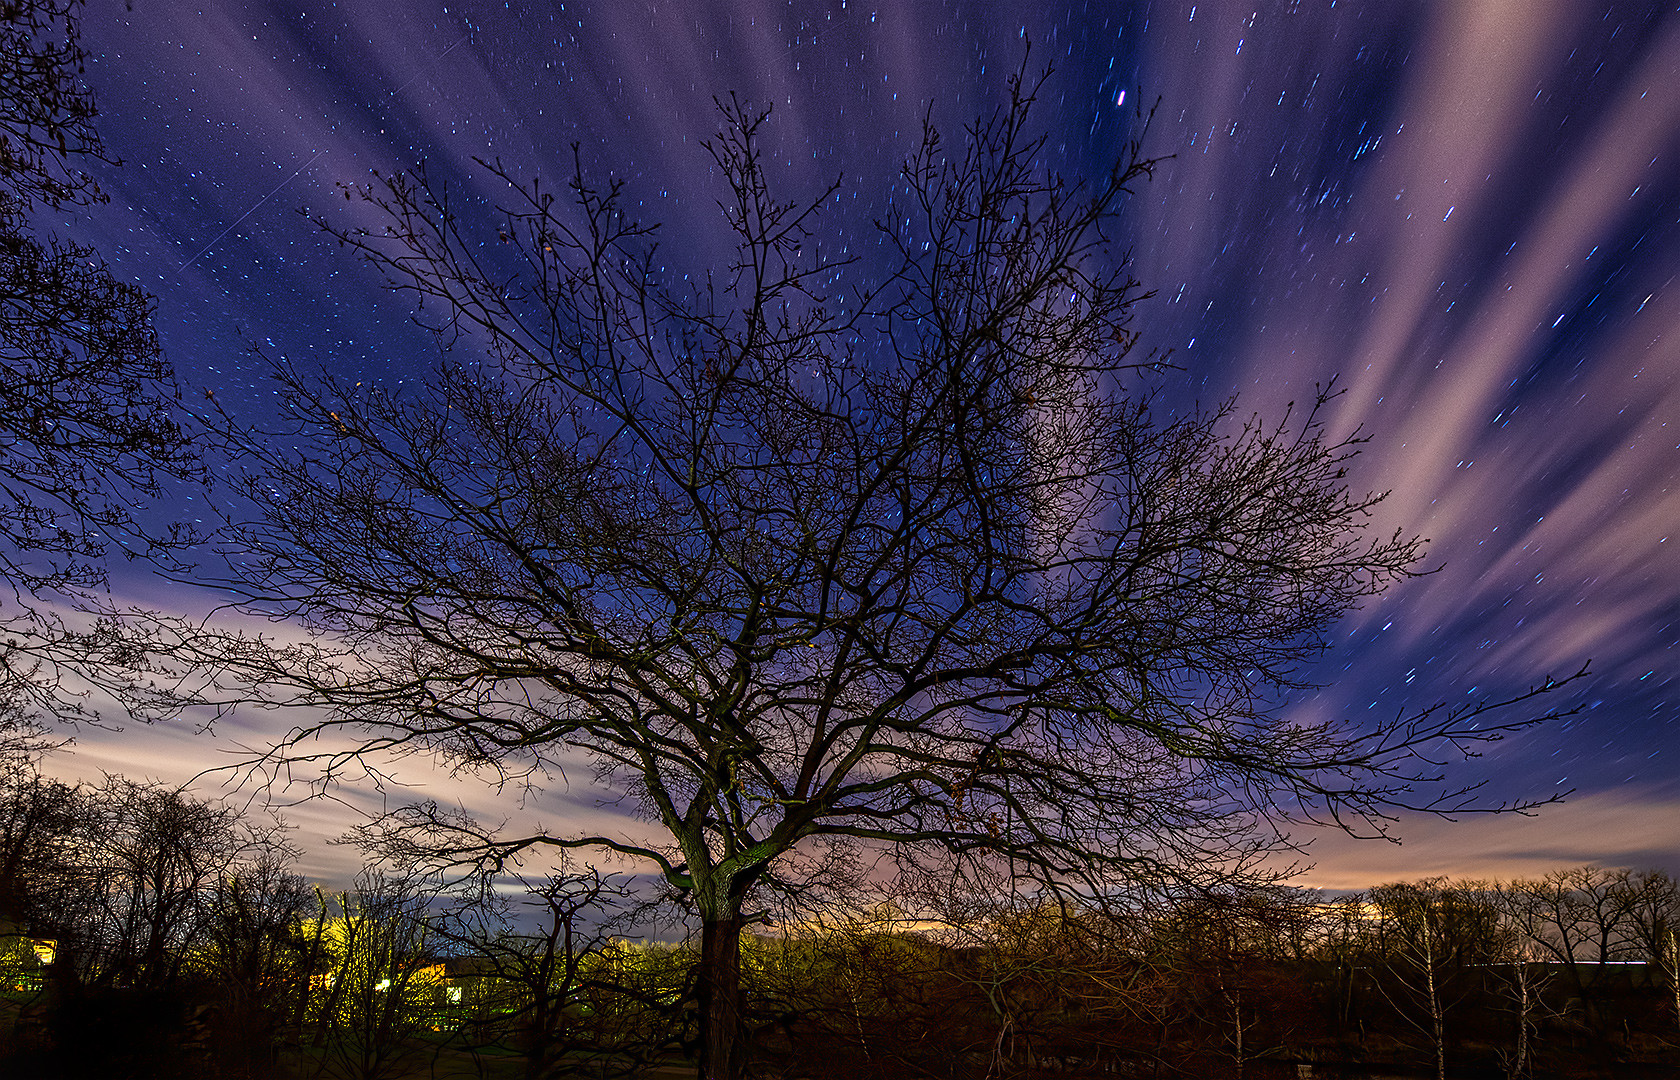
[45,0,1680,887]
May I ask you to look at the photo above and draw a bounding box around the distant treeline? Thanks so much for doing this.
[2,765,1678,1079]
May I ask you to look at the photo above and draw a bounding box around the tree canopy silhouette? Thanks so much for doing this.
[193,70,1575,1080]
[0,0,198,746]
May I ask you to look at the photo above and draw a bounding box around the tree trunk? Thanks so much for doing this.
[1231,984,1244,1080]
[698,915,746,1080]
[1427,944,1444,1080]
[1512,961,1529,1079]
[1667,930,1680,1041]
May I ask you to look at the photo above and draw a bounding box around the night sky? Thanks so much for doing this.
[42,0,1680,889]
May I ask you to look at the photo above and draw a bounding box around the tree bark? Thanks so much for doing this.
[697,915,746,1080]
[1425,924,1444,1080]
[1668,930,1680,1041]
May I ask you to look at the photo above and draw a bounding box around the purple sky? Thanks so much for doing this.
[41,0,1680,888]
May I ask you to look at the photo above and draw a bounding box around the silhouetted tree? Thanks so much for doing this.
[0,0,198,745]
[0,760,85,934]
[309,868,439,1080]
[195,836,316,1077]
[75,775,246,991]
[1365,878,1506,1080]
[1618,870,1680,1042]
[186,65,1577,1080]
[1149,887,1321,1078]
[1500,865,1654,1042]
[0,770,262,1077]
[425,858,663,1079]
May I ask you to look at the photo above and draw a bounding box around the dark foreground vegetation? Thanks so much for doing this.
[2,768,1679,1080]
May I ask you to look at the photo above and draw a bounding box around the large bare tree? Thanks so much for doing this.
[192,71,1574,1078]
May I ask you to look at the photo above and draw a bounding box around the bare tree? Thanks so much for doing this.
[0,760,85,935]
[1603,868,1680,1047]
[424,856,664,1079]
[1148,887,1320,1079]
[1365,878,1506,1080]
[1489,934,1556,1080]
[1663,925,1680,1047]
[1499,865,1654,1040]
[752,904,934,1075]
[0,0,198,745]
[1,769,246,993]
[308,869,439,1080]
[194,835,317,1076]
[186,67,1577,1079]
[74,775,246,991]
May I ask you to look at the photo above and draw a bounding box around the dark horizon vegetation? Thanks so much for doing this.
[3,767,1680,1080]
